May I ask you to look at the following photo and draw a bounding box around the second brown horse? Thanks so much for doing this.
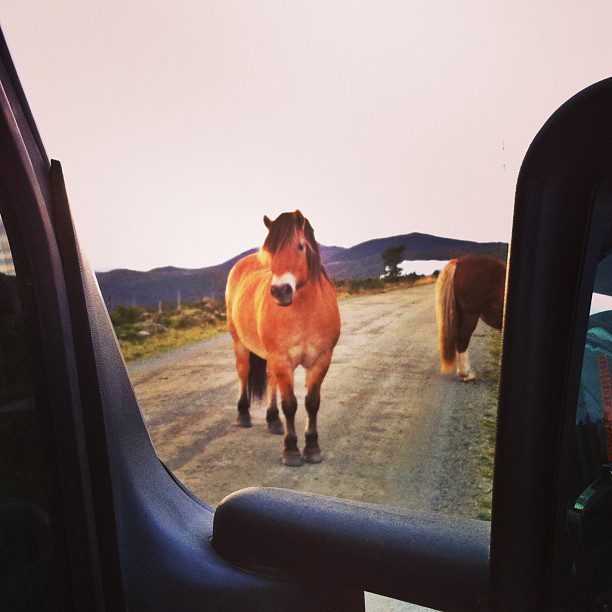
[225,210,341,466]
[436,254,506,381]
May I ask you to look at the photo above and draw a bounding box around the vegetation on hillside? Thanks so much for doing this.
[97,233,508,306]
[381,245,406,279]
[333,272,438,297]
[110,298,226,362]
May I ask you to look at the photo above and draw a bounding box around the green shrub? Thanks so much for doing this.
[114,324,144,343]
[110,304,144,326]
[175,314,198,329]
[154,313,173,327]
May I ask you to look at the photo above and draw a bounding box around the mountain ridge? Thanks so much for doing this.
[96,232,507,308]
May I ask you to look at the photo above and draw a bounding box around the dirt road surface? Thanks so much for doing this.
[128,283,498,517]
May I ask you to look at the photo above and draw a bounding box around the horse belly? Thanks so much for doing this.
[455,259,504,330]
[480,302,503,330]
[235,319,268,359]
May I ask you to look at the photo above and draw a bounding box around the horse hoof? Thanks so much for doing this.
[267,420,284,435]
[282,451,303,467]
[236,415,252,427]
[459,370,476,382]
[304,449,323,464]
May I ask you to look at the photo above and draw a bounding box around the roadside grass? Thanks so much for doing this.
[476,329,502,521]
[334,274,437,299]
[111,298,227,363]
[118,324,227,362]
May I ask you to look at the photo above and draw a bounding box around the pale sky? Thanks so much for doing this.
[1,2,611,271]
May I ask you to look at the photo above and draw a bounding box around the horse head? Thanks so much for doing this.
[262,210,322,307]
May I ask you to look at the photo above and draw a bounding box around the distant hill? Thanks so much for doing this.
[96,232,508,309]
[323,232,507,279]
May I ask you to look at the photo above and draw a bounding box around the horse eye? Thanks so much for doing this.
[297,243,305,252]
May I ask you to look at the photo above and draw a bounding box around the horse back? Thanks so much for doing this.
[454,255,506,330]
[226,253,266,308]
[225,252,271,355]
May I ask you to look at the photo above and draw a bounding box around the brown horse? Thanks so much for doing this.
[225,210,341,466]
[435,254,506,381]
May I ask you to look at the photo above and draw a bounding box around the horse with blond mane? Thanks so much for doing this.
[225,210,340,466]
[436,254,506,381]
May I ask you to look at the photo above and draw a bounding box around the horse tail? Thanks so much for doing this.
[436,259,458,373]
[247,352,267,402]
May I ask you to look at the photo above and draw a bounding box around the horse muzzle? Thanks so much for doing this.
[270,283,294,306]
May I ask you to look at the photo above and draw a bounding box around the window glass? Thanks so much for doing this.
[13,5,512,519]
[100,4,511,520]
[6,3,610,523]
[0,216,66,610]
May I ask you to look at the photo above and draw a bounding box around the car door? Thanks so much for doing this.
[2,19,612,611]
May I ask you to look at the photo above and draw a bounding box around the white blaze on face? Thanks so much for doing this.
[271,272,296,293]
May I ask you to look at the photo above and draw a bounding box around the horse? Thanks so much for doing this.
[435,254,506,381]
[225,210,341,466]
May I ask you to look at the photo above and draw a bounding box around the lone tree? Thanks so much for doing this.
[381,245,406,280]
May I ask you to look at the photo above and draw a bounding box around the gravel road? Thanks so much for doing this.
[128,283,498,517]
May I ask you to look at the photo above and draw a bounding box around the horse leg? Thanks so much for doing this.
[265,366,284,435]
[303,352,332,464]
[232,338,252,427]
[456,351,475,381]
[271,359,301,466]
[456,312,479,382]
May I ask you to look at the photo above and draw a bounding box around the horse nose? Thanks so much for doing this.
[270,283,293,304]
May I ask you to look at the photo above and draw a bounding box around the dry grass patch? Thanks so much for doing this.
[334,275,437,299]
[111,298,227,362]
[119,324,227,362]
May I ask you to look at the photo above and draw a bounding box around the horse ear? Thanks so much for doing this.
[263,215,272,229]
[294,210,305,229]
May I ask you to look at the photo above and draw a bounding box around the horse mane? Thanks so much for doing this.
[263,212,327,283]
